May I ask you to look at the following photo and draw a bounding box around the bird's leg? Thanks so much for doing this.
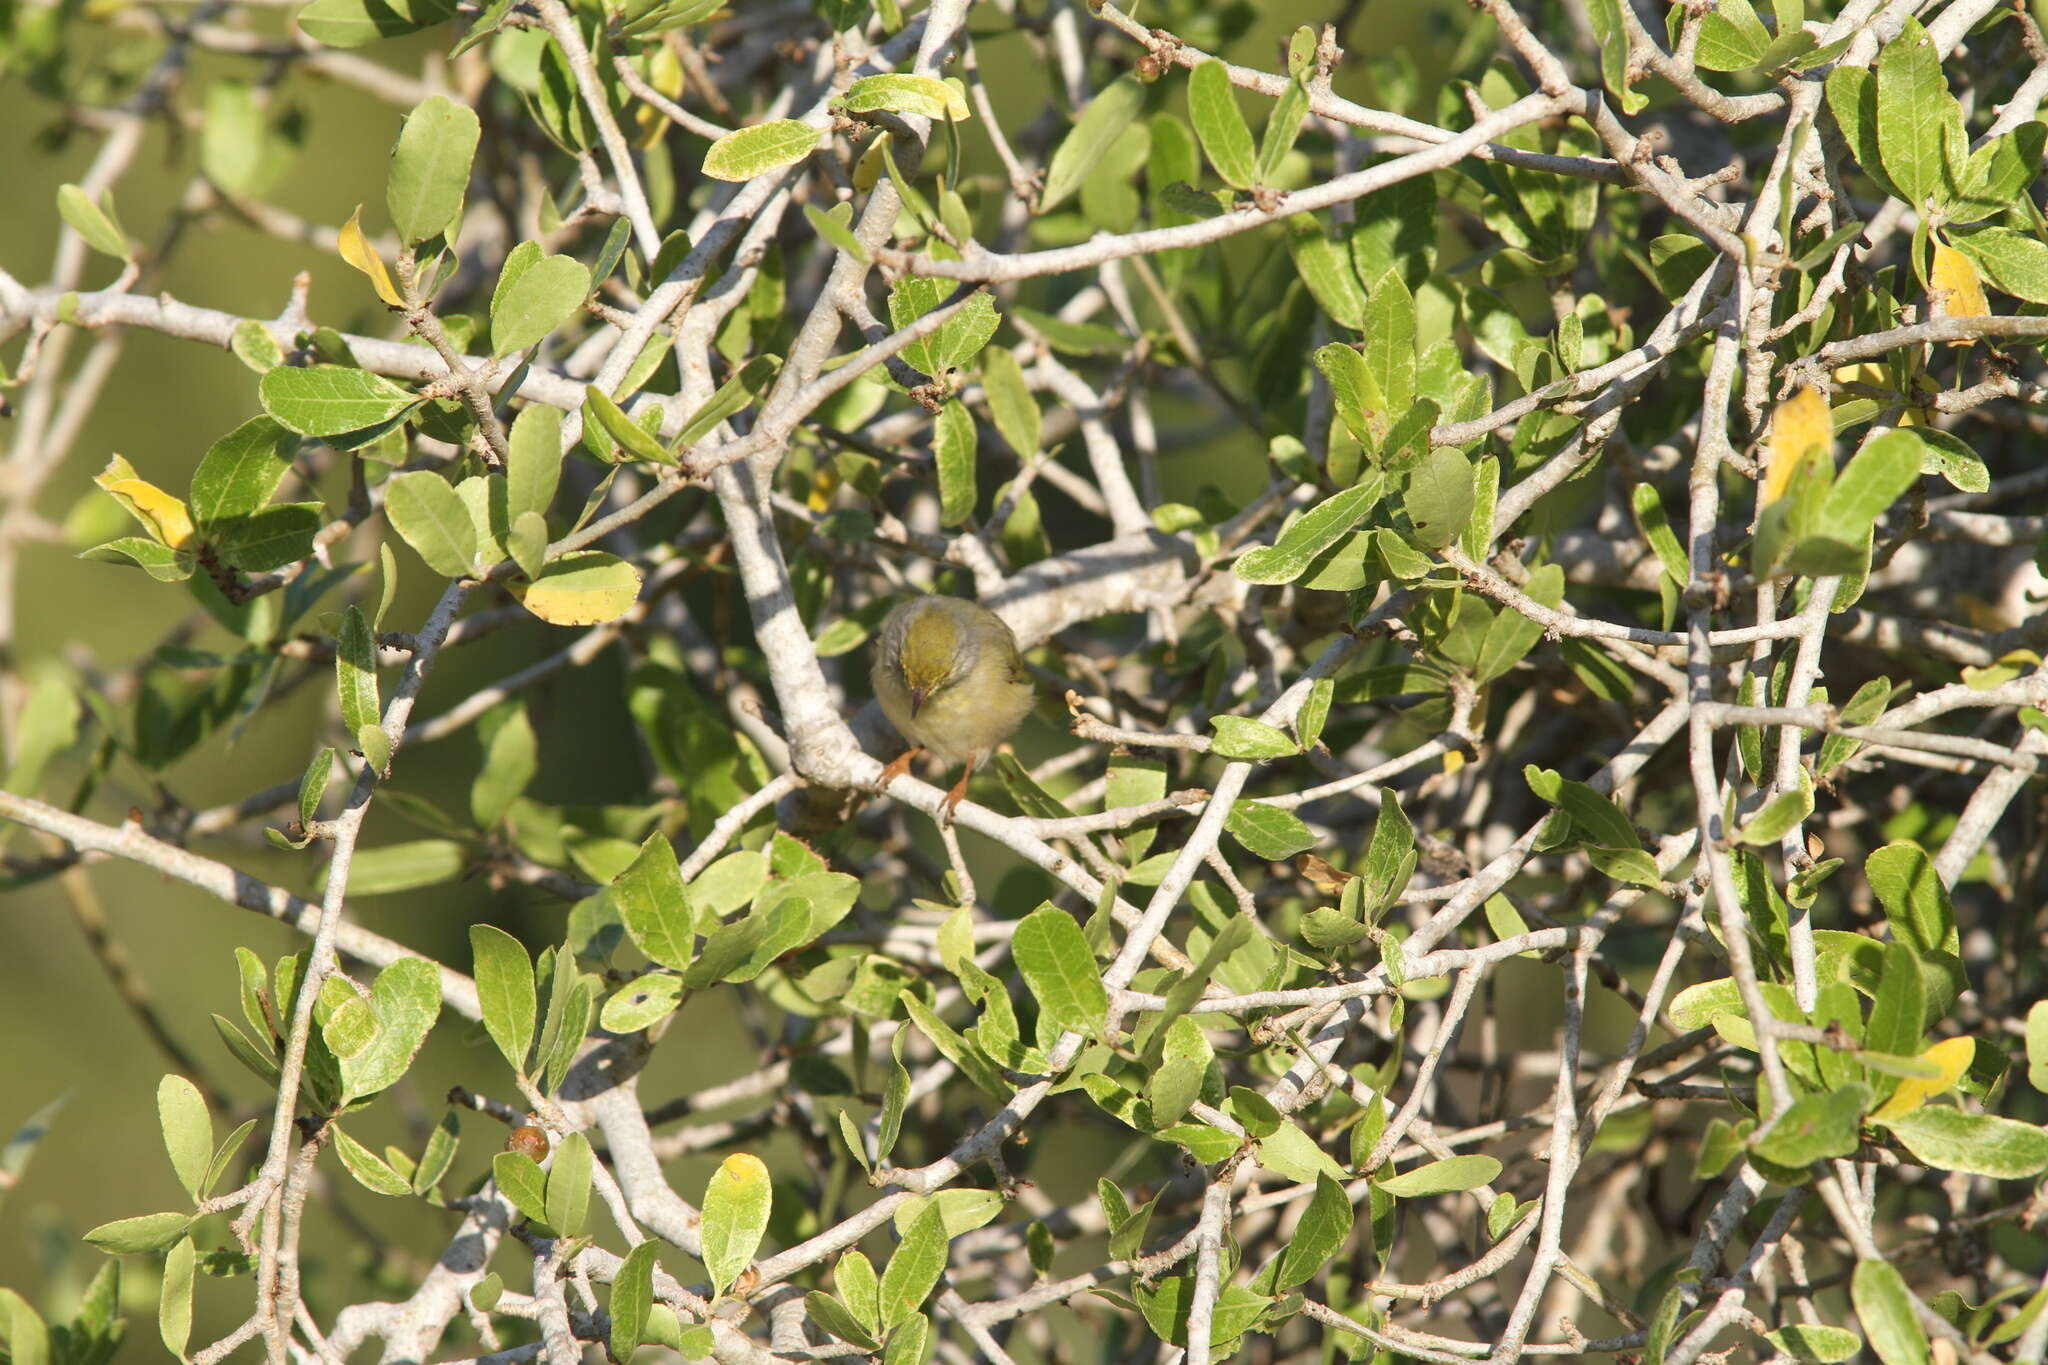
[880,746,924,787]
[940,762,974,825]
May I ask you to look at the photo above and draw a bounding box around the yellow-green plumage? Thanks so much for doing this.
[871,595,1035,769]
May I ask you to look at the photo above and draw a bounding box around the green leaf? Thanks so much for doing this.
[1852,1258,1930,1365]
[387,95,480,243]
[56,184,129,260]
[1814,428,1923,546]
[1235,478,1383,585]
[882,1313,930,1365]
[1752,1083,1869,1166]
[2,673,79,797]
[933,400,976,526]
[78,537,193,582]
[1695,0,1771,70]
[806,1292,879,1351]
[877,1032,911,1163]
[412,1110,459,1196]
[513,550,643,625]
[838,1247,881,1335]
[1767,1324,1863,1363]
[332,838,464,896]
[891,1190,1004,1240]
[506,511,546,580]
[213,504,321,573]
[1133,1276,1271,1352]
[600,972,683,1033]
[296,0,453,46]
[1951,123,2047,223]
[891,281,1000,378]
[804,202,869,263]
[471,702,537,828]
[383,471,478,577]
[691,851,769,919]
[1826,68,1899,198]
[879,1203,949,1330]
[1254,1119,1346,1183]
[189,417,296,534]
[1476,562,1560,684]
[981,347,1039,457]
[1879,1106,2048,1177]
[341,958,440,1100]
[1256,69,1309,185]
[612,832,695,970]
[1403,447,1475,549]
[260,365,419,437]
[0,1291,49,1365]
[1584,0,1646,112]
[545,1130,592,1237]
[493,1150,550,1225]
[491,253,591,356]
[1361,788,1415,918]
[1817,676,1893,777]
[702,1153,773,1296]
[701,120,820,182]
[1364,269,1416,414]
[1737,770,1815,846]
[1375,1154,1501,1196]
[1903,428,1987,493]
[1875,19,1956,208]
[899,989,1010,1097]
[583,385,671,465]
[159,1236,195,1356]
[675,354,781,449]
[230,319,283,373]
[1226,800,1314,859]
[1950,227,2048,304]
[334,605,380,737]
[1866,941,1927,1071]
[1006,305,1125,357]
[1865,841,1958,956]
[1208,716,1300,760]
[156,1075,211,1203]
[1284,216,1366,331]
[1041,76,1147,211]
[470,1272,504,1313]
[470,924,536,1073]
[2027,1000,2048,1094]
[83,1211,193,1254]
[1012,906,1109,1042]
[332,1125,411,1195]
[1275,1172,1353,1289]
[1187,60,1255,191]
[610,1240,658,1360]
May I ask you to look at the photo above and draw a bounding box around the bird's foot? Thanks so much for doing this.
[940,765,973,826]
[880,747,924,787]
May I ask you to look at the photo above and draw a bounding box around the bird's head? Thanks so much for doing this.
[897,607,967,717]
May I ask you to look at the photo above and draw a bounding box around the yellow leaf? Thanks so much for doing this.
[511,550,643,626]
[1871,1036,1975,1121]
[941,78,971,122]
[339,206,405,308]
[634,45,686,148]
[1761,386,1831,508]
[95,454,195,548]
[1830,361,1888,392]
[1929,243,1988,339]
[852,134,888,193]
[805,459,841,513]
[1441,749,1465,774]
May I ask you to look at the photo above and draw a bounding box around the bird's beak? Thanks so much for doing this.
[909,685,928,718]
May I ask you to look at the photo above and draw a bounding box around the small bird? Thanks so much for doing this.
[871,594,1036,822]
